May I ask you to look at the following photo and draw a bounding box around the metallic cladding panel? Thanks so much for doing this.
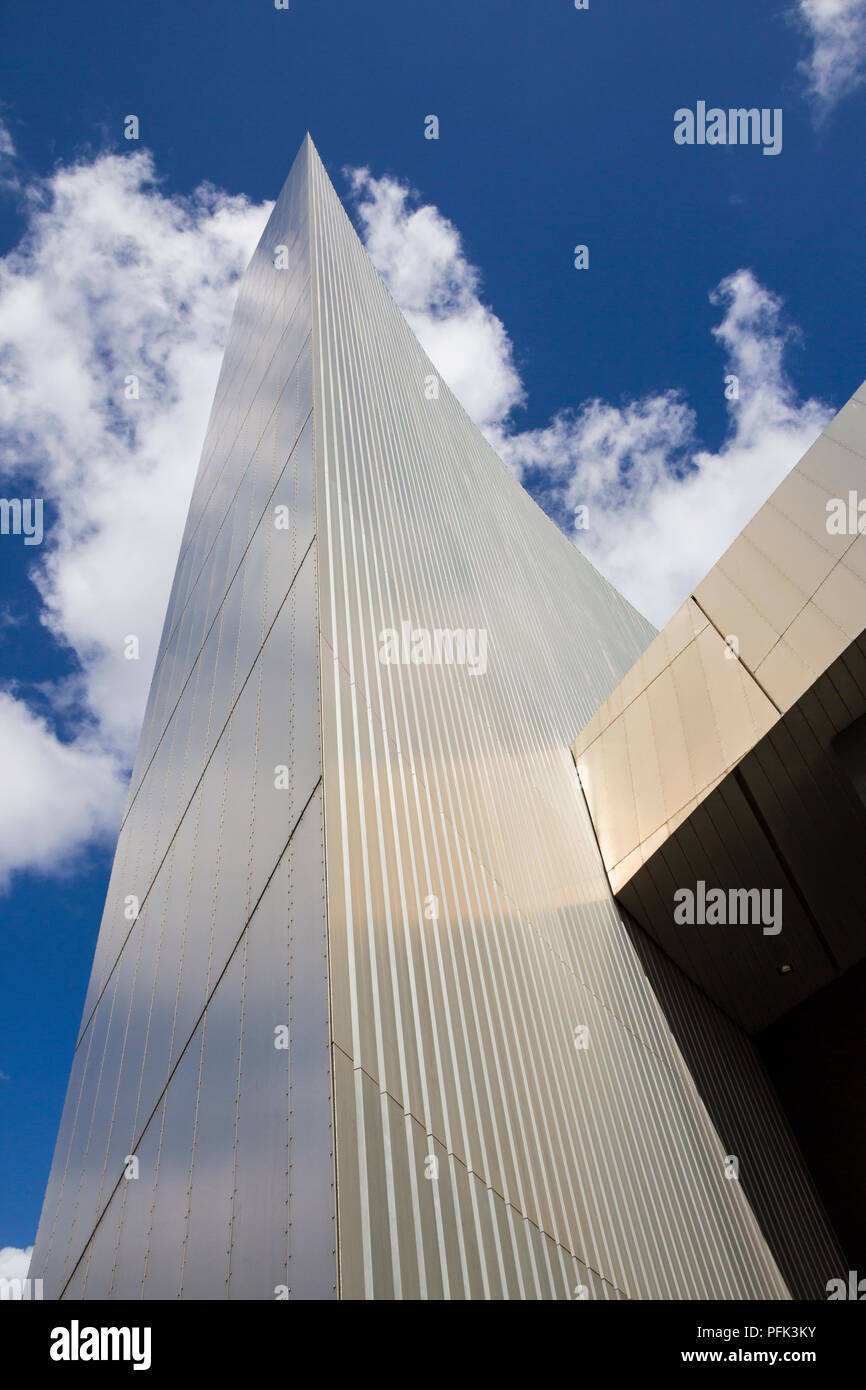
[626,918,846,1300]
[29,139,336,1300]
[31,133,844,1302]
[582,636,866,1032]
[303,137,818,1298]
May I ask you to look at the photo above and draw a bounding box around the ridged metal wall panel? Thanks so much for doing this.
[304,137,825,1299]
[625,916,845,1300]
[29,140,337,1300]
[30,134,844,1301]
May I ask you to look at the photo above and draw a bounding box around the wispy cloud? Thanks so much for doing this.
[793,0,866,119]
[0,115,20,192]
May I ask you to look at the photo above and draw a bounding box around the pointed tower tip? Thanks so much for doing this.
[301,131,324,168]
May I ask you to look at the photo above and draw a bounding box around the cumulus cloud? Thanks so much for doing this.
[0,149,271,886]
[348,167,524,428]
[347,173,831,626]
[0,693,123,889]
[793,0,866,118]
[0,1245,33,1290]
[497,270,830,623]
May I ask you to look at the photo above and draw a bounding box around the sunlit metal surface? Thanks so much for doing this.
[29,137,845,1301]
[30,145,334,1301]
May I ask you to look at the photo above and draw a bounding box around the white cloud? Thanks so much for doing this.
[0,116,19,192]
[0,150,271,887]
[348,167,524,428]
[794,0,866,117]
[0,1245,33,1289]
[496,270,830,623]
[0,693,123,889]
[347,173,831,626]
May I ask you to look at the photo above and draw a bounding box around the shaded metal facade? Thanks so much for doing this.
[29,136,844,1299]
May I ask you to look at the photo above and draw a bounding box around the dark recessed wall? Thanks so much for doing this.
[757,957,866,1275]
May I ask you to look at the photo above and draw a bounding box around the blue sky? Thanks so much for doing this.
[1,0,865,1264]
